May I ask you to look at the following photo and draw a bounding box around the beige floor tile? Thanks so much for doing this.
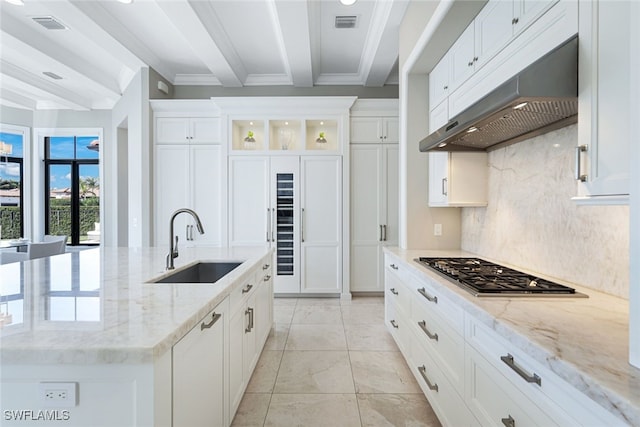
[295,297,341,306]
[230,393,271,427]
[341,304,385,325]
[274,350,354,393]
[343,296,385,305]
[357,394,442,427]
[345,323,398,351]
[291,305,343,324]
[350,351,422,394]
[285,324,347,350]
[273,306,295,324]
[246,350,283,393]
[264,323,289,351]
[265,394,361,427]
[273,297,298,306]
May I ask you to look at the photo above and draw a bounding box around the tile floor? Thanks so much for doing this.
[231,296,442,427]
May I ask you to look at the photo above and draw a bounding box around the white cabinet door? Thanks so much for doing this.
[156,118,190,143]
[301,156,342,293]
[515,0,558,33]
[429,152,488,207]
[228,156,270,246]
[383,145,399,249]
[189,145,223,246]
[351,117,384,143]
[474,0,514,70]
[449,23,476,93]
[350,145,383,293]
[155,145,190,246]
[430,58,450,108]
[429,100,449,133]
[255,268,273,346]
[428,152,449,207]
[190,117,220,143]
[228,305,245,417]
[577,0,630,203]
[382,117,399,143]
[173,300,227,427]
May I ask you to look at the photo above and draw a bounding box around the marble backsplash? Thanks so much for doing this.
[461,124,630,299]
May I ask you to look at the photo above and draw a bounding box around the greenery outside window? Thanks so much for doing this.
[0,129,25,240]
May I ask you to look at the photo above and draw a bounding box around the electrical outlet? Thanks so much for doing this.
[434,224,443,236]
[38,382,77,408]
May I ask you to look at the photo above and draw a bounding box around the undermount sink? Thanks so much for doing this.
[151,261,242,284]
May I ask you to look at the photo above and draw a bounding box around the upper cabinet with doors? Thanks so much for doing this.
[575,0,631,204]
[217,97,356,296]
[349,99,399,293]
[350,116,399,144]
[151,100,225,248]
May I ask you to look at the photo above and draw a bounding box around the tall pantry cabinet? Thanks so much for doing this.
[349,100,399,293]
[217,97,356,296]
[151,101,225,248]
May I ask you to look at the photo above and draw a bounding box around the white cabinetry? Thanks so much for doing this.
[350,144,398,292]
[350,117,399,144]
[229,156,342,295]
[449,23,477,92]
[173,298,228,427]
[575,0,630,204]
[229,259,273,419]
[156,117,220,144]
[428,152,488,207]
[429,58,450,109]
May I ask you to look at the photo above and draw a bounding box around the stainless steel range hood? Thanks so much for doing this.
[419,37,578,153]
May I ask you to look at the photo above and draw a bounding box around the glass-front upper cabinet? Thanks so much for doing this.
[231,119,339,153]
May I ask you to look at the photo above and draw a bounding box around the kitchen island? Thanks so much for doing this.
[384,247,639,426]
[0,246,273,427]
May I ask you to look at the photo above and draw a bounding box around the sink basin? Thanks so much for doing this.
[152,262,242,284]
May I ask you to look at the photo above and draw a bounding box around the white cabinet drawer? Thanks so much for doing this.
[412,337,478,427]
[466,318,623,426]
[230,272,257,314]
[466,344,562,427]
[411,296,465,395]
[407,274,465,334]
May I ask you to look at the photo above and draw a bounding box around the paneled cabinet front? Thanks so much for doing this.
[428,152,488,207]
[156,117,220,144]
[350,117,399,144]
[229,155,342,294]
[155,144,223,247]
[350,144,398,292]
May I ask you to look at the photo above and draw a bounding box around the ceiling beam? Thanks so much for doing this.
[270,0,313,87]
[0,61,91,110]
[0,14,121,98]
[161,0,244,87]
[0,88,37,110]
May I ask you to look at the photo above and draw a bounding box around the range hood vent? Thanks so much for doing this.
[420,37,578,152]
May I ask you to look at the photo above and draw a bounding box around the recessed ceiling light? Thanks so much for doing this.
[32,16,68,30]
[438,142,447,148]
[117,0,134,3]
[513,102,529,110]
[466,127,478,133]
[339,0,357,5]
[43,71,63,80]
[5,0,25,6]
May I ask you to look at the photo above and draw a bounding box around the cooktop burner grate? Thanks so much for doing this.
[415,257,584,297]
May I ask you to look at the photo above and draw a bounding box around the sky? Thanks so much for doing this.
[0,132,24,181]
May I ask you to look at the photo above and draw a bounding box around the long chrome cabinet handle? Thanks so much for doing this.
[442,177,447,196]
[575,145,588,182]
[271,208,276,242]
[390,320,398,329]
[418,365,439,392]
[379,225,383,242]
[301,208,305,243]
[500,354,541,386]
[418,320,438,341]
[266,208,271,242]
[501,415,515,427]
[200,312,221,330]
[185,225,190,241]
[383,224,387,241]
[417,287,438,303]
[245,307,254,333]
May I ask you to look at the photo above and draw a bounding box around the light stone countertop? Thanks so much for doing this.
[384,247,640,426]
[0,246,271,365]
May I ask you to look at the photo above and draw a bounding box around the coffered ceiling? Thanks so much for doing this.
[0,0,409,111]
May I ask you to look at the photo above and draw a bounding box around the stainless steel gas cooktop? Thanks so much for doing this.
[415,257,588,298]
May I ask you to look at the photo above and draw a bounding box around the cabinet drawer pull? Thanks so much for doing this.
[263,275,271,282]
[263,264,270,270]
[245,307,254,333]
[390,320,399,329]
[500,354,541,386]
[501,415,515,427]
[383,224,387,242]
[418,320,438,341]
[417,287,438,303]
[390,288,398,295]
[242,284,253,294]
[575,145,588,182]
[390,264,398,270]
[266,208,271,242]
[418,365,439,392]
[200,312,221,330]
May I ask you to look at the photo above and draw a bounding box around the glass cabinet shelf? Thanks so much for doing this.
[231,118,340,152]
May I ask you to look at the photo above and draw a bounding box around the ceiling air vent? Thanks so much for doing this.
[32,16,68,30]
[335,15,357,29]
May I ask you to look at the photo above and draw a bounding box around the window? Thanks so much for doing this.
[45,135,100,246]
[0,128,25,240]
